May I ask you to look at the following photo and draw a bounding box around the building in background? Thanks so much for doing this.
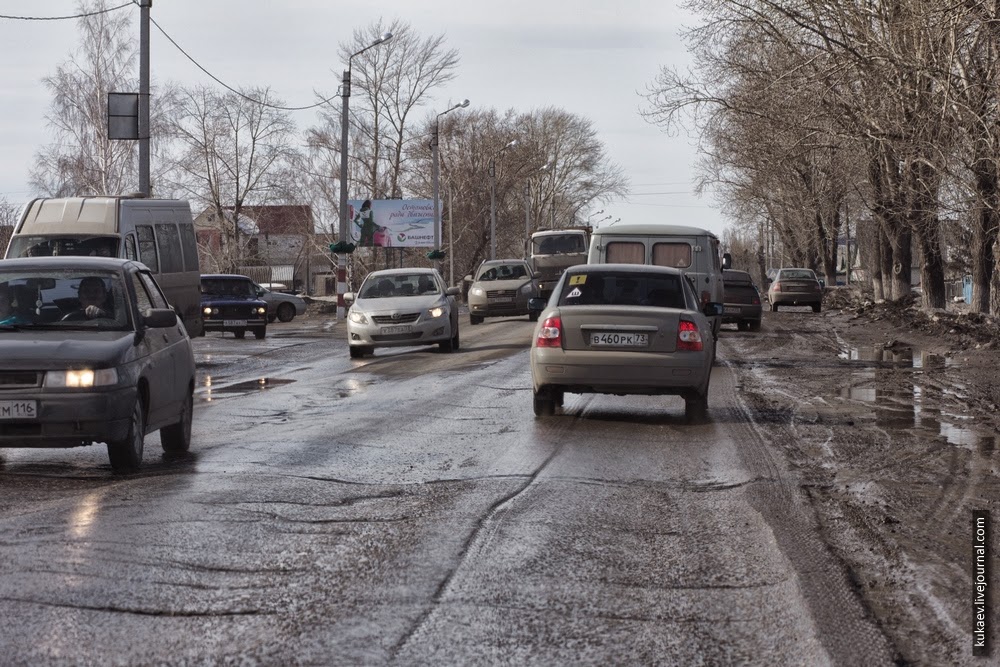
[194,205,329,294]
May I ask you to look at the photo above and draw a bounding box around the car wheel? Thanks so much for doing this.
[684,390,709,424]
[533,388,556,417]
[737,320,750,331]
[108,394,146,472]
[160,387,193,453]
[198,328,206,337]
[234,329,246,339]
[812,303,822,313]
[451,329,460,351]
[470,314,483,325]
[253,326,267,339]
[553,389,564,408]
[439,337,454,352]
[276,303,295,322]
[349,346,364,359]
[770,303,779,312]
[267,315,276,323]
[749,320,761,332]
[528,311,539,322]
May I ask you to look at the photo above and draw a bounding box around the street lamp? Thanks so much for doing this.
[337,30,392,319]
[433,99,470,263]
[586,209,605,225]
[594,214,612,227]
[524,162,551,255]
[489,139,518,260]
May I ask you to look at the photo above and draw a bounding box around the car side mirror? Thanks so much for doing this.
[703,302,724,317]
[463,274,473,282]
[528,297,547,313]
[722,253,732,270]
[256,288,266,297]
[143,308,177,329]
[445,286,460,296]
[343,292,355,306]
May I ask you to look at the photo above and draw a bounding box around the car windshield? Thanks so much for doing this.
[533,234,586,255]
[359,273,438,298]
[201,278,257,298]
[0,269,129,330]
[7,235,119,259]
[724,271,753,284]
[557,272,686,308]
[779,269,816,281]
[476,264,529,281]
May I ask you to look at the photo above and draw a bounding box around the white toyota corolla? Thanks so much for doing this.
[344,268,460,358]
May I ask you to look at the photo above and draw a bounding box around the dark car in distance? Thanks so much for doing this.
[767,267,823,312]
[722,269,762,331]
[200,274,268,339]
[0,256,195,472]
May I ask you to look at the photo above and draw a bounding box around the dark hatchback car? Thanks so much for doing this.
[0,257,195,472]
[722,269,763,331]
[200,274,268,339]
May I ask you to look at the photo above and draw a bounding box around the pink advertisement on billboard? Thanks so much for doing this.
[347,199,436,248]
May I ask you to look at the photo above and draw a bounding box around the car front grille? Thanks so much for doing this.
[0,372,41,389]
[371,313,421,324]
[486,290,517,299]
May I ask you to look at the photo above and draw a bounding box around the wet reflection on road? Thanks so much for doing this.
[838,345,998,450]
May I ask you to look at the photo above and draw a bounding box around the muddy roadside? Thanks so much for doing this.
[722,289,1000,666]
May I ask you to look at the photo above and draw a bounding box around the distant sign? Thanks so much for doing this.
[348,199,435,248]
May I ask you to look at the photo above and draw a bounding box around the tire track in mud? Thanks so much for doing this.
[717,316,899,666]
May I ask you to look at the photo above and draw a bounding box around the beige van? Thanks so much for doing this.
[587,223,725,338]
[5,196,203,336]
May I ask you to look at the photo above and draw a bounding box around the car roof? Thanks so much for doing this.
[201,274,253,280]
[0,256,137,271]
[565,263,684,276]
[723,269,752,280]
[364,267,437,277]
[480,259,529,266]
[591,223,718,238]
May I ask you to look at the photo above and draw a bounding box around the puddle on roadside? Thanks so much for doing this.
[836,345,998,451]
[215,378,297,393]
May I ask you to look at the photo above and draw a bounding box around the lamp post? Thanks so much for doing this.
[524,163,552,253]
[337,30,392,319]
[586,209,605,226]
[433,100,470,263]
[594,214,612,227]
[488,139,518,260]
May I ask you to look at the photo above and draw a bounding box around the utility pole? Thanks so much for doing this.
[138,0,151,196]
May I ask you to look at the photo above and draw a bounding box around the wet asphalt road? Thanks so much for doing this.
[0,314,895,665]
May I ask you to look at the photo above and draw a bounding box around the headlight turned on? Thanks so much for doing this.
[45,368,119,388]
[203,307,217,315]
[349,310,369,324]
[428,307,446,319]
[257,307,266,315]
[470,287,485,297]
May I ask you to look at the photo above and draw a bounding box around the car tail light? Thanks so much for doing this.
[772,282,781,292]
[677,320,703,351]
[700,290,710,305]
[752,295,760,305]
[536,316,562,348]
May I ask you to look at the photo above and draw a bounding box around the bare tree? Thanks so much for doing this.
[166,86,299,272]
[30,0,177,197]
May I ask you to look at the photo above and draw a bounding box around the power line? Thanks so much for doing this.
[0,2,132,21]
[148,14,341,112]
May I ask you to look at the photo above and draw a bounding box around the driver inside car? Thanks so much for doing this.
[64,277,112,320]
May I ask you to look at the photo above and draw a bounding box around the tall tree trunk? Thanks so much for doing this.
[992,235,1000,317]
[914,222,946,309]
[889,226,912,301]
[873,225,888,301]
[971,162,998,313]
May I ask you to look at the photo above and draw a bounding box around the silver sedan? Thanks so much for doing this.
[529,264,721,421]
[344,268,460,358]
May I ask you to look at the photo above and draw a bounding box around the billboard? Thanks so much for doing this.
[347,199,436,248]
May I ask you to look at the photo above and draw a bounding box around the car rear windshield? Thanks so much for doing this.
[724,271,753,284]
[557,272,686,308]
[201,278,256,298]
[359,274,439,298]
[778,269,816,280]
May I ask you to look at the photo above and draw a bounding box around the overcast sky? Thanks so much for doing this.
[0,0,727,236]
